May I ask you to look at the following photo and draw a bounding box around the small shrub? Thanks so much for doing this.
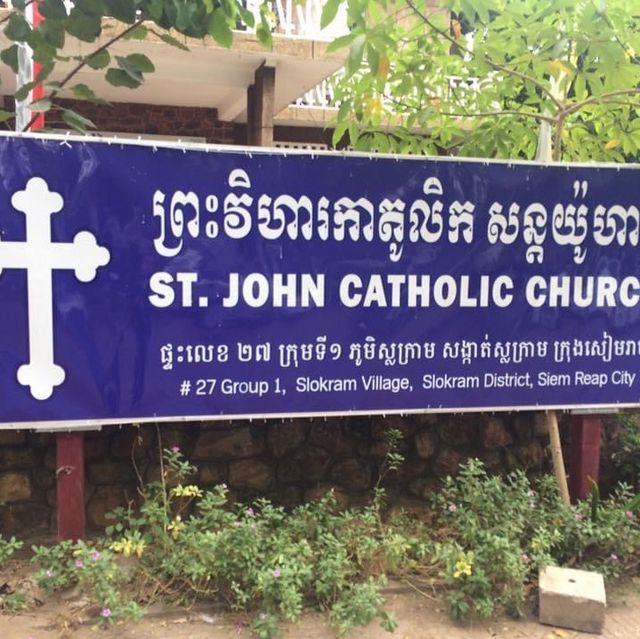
[427,459,640,619]
[0,535,23,563]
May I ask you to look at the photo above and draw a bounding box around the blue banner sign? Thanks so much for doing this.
[0,133,639,425]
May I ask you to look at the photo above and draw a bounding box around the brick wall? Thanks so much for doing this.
[54,99,236,144]
[0,414,552,534]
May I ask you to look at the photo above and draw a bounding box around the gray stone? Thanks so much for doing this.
[84,436,110,462]
[277,447,330,484]
[514,442,545,469]
[229,459,274,491]
[533,413,550,436]
[88,461,136,485]
[539,565,606,634]
[481,417,513,448]
[0,472,31,502]
[198,462,227,485]
[87,486,131,529]
[0,503,50,534]
[433,449,464,477]
[371,415,415,439]
[0,431,26,446]
[408,477,438,499]
[111,427,154,460]
[308,421,356,454]
[437,419,474,446]
[33,469,55,491]
[414,430,437,459]
[193,427,265,460]
[267,420,307,457]
[304,483,349,509]
[330,458,372,491]
[0,448,37,470]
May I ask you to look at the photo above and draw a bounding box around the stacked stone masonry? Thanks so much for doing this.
[0,413,553,534]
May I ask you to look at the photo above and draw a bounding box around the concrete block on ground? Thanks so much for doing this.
[539,565,606,634]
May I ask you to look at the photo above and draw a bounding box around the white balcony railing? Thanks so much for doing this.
[243,0,349,41]
[292,72,489,111]
[1,0,349,42]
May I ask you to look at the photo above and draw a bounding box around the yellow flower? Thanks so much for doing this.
[167,517,186,540]
[453,553,474,579]
[173,484,203,498]
[110,537,146,558]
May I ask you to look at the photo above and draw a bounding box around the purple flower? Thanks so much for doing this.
[233,521,241,528]
[45,569,53,578]
[75,559,84,568]
[271,569,281,578]
[91,551,101,561]
[574,513,585,521]
[626,511,635,520]
[521,553,530,561]
[101,608,112,618]
[448,503,457,512]
[246,507,255,517]
[171,446,180,453]
[527,490,536,498]
[610,553,619,561]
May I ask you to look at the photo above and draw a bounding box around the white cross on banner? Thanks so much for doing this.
[0,177,110,400]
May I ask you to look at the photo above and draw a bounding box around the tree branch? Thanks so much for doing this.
[563,88,640,116]
[22,17,146,132]
[403,0,563,110]
[382,92,557,124]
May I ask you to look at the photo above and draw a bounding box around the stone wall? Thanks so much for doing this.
[0,413,552,535]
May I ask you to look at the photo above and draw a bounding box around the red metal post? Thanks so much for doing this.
[30,0,45,130]
[56,432,86,540]
[569,414,602,502]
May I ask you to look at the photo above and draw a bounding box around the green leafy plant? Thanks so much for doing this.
[0,534,23,563]
[31,445,415,636]
[611,413,640,491]
[32,540,142,624]
[0,0,273,130]
[325,0,640,162]
[425,459,640,619]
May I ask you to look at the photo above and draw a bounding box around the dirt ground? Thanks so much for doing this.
[1,580,640,639]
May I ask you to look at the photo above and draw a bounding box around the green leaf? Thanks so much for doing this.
[117,53,155,75]
[15,81,37,103]
[208,9,233,48]
[62,108,97,131]
[65,11,102,43]
[124,25,149,41]
[347,34,366,76]
[4,14,31,42]
[40,21,66,49]
[0,45,20,74]
[30,98,52,113]
[256,22,272,50]
[332,119,349,146]
[71,83,109,104]
[321,0,342,30]
[39,0,68,21]
[104,0,137,24]
[326,33,356,54]
[159,33,189,51]
[238,5,255,29]
[0,110,14,124]
[85,49,111,70]
[105,67,142,88]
